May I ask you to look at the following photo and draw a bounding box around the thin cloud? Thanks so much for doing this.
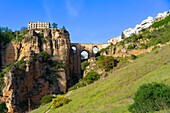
[41,0,53,21]
[65,0,78,17]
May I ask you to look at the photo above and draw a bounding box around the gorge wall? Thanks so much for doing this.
[0,28,110,113]
[0,28,71,112]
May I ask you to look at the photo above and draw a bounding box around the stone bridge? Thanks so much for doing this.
[70,43,109,82]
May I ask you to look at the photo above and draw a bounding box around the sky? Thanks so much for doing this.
[0,0,170,43]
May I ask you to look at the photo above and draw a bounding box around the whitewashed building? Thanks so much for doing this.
[107,11,169,44]
[28,21,50,29]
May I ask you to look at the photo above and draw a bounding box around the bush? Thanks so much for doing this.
[127,44,135,50]
[69,70,101,90]
[81,60,89,70]
[40,94,55,105]
[0,102,8,113]
[101,56,117,71]
[129,83,170,113]
[84,70,100,84]
[37,51,50,61]
[51,95,70,108]
[130,54,137,60]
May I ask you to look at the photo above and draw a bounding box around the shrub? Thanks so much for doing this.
[81,60,89,70]
[96,56,118,71]
[84,70,100,84]
[101,56,117,71]
[51,95,70,108]
[127,44,135,50]
[14,57,26,70]
[0,102,8,113]
[130,54,137,60]
[40,94,55,105]
[37,51,49,61]
[129,82,170,113]
[69,70,101,90]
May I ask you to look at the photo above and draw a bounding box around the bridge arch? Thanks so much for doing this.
[92,46,99,54]
[71,45,77,54]
[80,50,89,60]
[70,43,109,82]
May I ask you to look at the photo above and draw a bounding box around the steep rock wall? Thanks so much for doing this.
[0,43,2,71]
[1,28,71,113]
[3,53,61,112]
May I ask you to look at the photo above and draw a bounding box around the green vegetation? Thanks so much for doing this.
[41,95,55,106]
[69,70,100,90]
[127,44,136,50]
[0,65,12,96]
[14,57,26,70]
[115,15,170,52]
[130,54,137,60]
[37,51,50,61]
[0,27,26,45]
[31,44,170,113]
[96,56,118,71]
[0,27,16,45]
[129,82,170,113]
[81,60,89,70]
[84,70,100,84]
[51,23,58,28]
[0,102,8,113]
[51,95,70,108]
[152,14,170,28]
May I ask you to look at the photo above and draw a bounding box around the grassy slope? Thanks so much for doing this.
[31,45,170,113]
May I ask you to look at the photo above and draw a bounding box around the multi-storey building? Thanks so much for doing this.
[28,21,50,29]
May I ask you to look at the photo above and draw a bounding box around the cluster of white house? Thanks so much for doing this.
[108,11,169,44]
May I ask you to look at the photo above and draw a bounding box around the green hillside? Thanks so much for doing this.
[30,43,170,113]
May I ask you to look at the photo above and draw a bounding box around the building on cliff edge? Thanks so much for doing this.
[28,21,50,29]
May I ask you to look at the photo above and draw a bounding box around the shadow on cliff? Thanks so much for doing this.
[69,44,94,86]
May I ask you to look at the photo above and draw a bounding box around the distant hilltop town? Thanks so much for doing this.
[108,11,170,44]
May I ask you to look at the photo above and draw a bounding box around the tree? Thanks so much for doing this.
[20,26,27,34]
[62,26,66,30]
[121,32,125,39]
[52,23,58,28]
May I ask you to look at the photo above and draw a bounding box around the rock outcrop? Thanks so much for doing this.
[0,43,2,71]
[1,28,71,113]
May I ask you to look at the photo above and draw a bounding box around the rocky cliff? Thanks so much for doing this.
[0,28,71,113]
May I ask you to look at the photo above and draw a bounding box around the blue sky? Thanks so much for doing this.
[1,0,170,43]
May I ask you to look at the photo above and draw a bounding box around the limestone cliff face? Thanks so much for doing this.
[1,28,71,113]
[3,53,62,113]
[0,43,2,71]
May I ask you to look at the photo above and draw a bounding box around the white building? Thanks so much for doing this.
[156,11,169,20]
[123,16,154,38]
[108,36,122,44]
[108,11,169,44]
[28,21,50,29]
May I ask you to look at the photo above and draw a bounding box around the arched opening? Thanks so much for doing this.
[93,46,99,54]
[81,50,89,60]
[71,46,77,54]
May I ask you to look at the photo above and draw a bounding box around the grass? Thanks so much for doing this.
[30,44,170,113]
